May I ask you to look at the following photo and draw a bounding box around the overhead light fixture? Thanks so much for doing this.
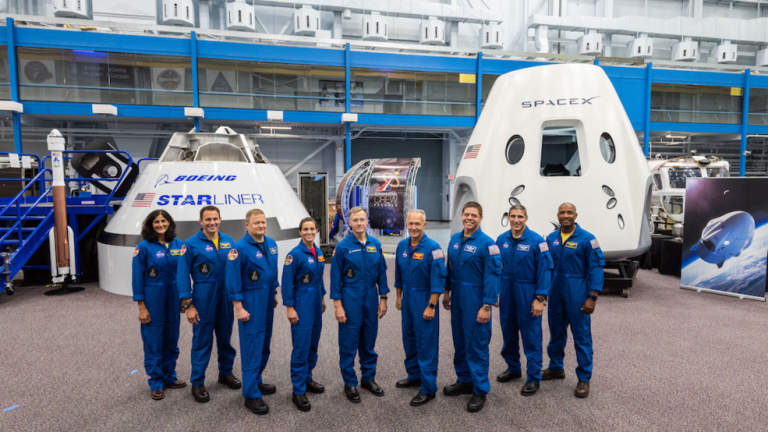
[261,126,292,130]
[666,134,686,139]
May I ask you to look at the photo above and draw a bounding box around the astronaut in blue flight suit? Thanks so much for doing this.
[282,217,328,412]
[225,208,279,415]
[442,201,502,413]
[394,209,446,407]
[132,210,186,400]
[494,204,553,397]
[541,203,605,399]
[331,206,389,403]
[177,206,241,403]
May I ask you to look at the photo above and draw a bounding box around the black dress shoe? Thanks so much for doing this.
[410,392,435,407]
[258,382,276,395]
[521,381,540,396]
[344,385,361,403]
[306,380,325,394]
[496,370,523,383]
[361,380,384,396]
[396,378,422,388]
[541,368,566,381]
[443,381,474,396]
[192,385,210,403]
[292,393,311,412]
[218,374,242,390]
[244,398,269,415]
[467,394,486,413]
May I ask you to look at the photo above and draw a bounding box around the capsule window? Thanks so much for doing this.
[599,133,616,164]
[541,127,581,177]
[505,136,525,165]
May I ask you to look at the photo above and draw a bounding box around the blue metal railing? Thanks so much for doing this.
[39,150,134,207]
[0,168,52,247]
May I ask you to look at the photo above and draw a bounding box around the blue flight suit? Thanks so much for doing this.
[225,234,279,400]
[445,229,501,396]
[394,234,446,396]
[545,224,605,382]
[330,235,389,386]
[132,238,185,391]
[282,241,326,395]
[496,228,553,384]
[177,229,237,387]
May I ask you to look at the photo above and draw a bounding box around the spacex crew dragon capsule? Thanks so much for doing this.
[97,127,308,296]
[691,211,755,268]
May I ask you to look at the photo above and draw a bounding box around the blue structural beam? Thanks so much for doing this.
[649,122,742,134]
[644,63,653,157]
[476,52,482,123]
[191,32,200,132]
[6,18,21,153]
[197,40,345,66]
[345,43,351,171]
[741,69,751,177]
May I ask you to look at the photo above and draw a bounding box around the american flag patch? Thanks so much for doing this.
[464,144,482,159]
[431,249,444,259]
[488,245,500,255]
[590,239,600,249]
[539,242,549,252]
[132,193,155,207]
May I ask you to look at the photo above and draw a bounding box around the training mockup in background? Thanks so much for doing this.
[451,63,652,262]
[681,177,768,301]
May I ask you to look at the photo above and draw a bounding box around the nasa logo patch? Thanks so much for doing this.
[590,239,600,249]
[156,250,165,258]
[402,251,408,258]
[464,245,477,254]
[256,251,263,259]
[133,247,140,258]
[228,249,238,261]
[180,245,187,256]
[553,240,561,246]
[453,243,459,250]
[308,257,314,264]
[205,245,214,253]
[489,245,500,255]
[270,247,277,255]
[503,242,510,249]
[285,255,294,266]
[539,242,549,252]
[431,249,444,260]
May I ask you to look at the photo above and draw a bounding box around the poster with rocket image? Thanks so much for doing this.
[681,177,768,301]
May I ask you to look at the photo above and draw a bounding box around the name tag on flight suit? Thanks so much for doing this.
[413,253,424,260]
[565,242,578,249]
[366,246,377,253]
[517,244,530,252]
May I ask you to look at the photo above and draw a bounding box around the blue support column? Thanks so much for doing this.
[6,18,21,153]
[740,68,751,177]
[643,62,653,157]
[476,52,483,122]
[191,31,200,132]
[593,58,600,65]
[345,43,351,171]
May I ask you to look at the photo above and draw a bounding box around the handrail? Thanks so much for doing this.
[39,150,134,207]
[0,169,51,220]
[137,158,158,169]
[0,152,42,169]
[0,185,53,246]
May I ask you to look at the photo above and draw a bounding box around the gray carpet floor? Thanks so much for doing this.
[1,266,767,432]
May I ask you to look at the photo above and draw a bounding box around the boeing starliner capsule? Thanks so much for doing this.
[98,127,307,296]
[691,211,754,268]
[452,64,652,261]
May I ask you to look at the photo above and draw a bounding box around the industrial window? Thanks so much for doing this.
[505,136,524,165]
[228,11,231,23]
[367,23,369,34]
[599,133,616,163]
[653,173,663,190]
[540,126,581,177]
[496,31,499,43]
[651,84,742,125]
[486,32,489,43]
[706,167,729,178]
[667,168,701,189]
[376,22,379,34]
[306,15,310,27]
[186,6,189,18]
[174,3,177,16]
[238,10,241,23]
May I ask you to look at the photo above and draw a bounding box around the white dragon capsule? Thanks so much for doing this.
[452,63,652,262]
[98,127,309,296]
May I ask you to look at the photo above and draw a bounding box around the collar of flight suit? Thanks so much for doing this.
[196,228,219,244]
[243,232,269,246]
[408,233,430,250]
[296,240,319,256]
